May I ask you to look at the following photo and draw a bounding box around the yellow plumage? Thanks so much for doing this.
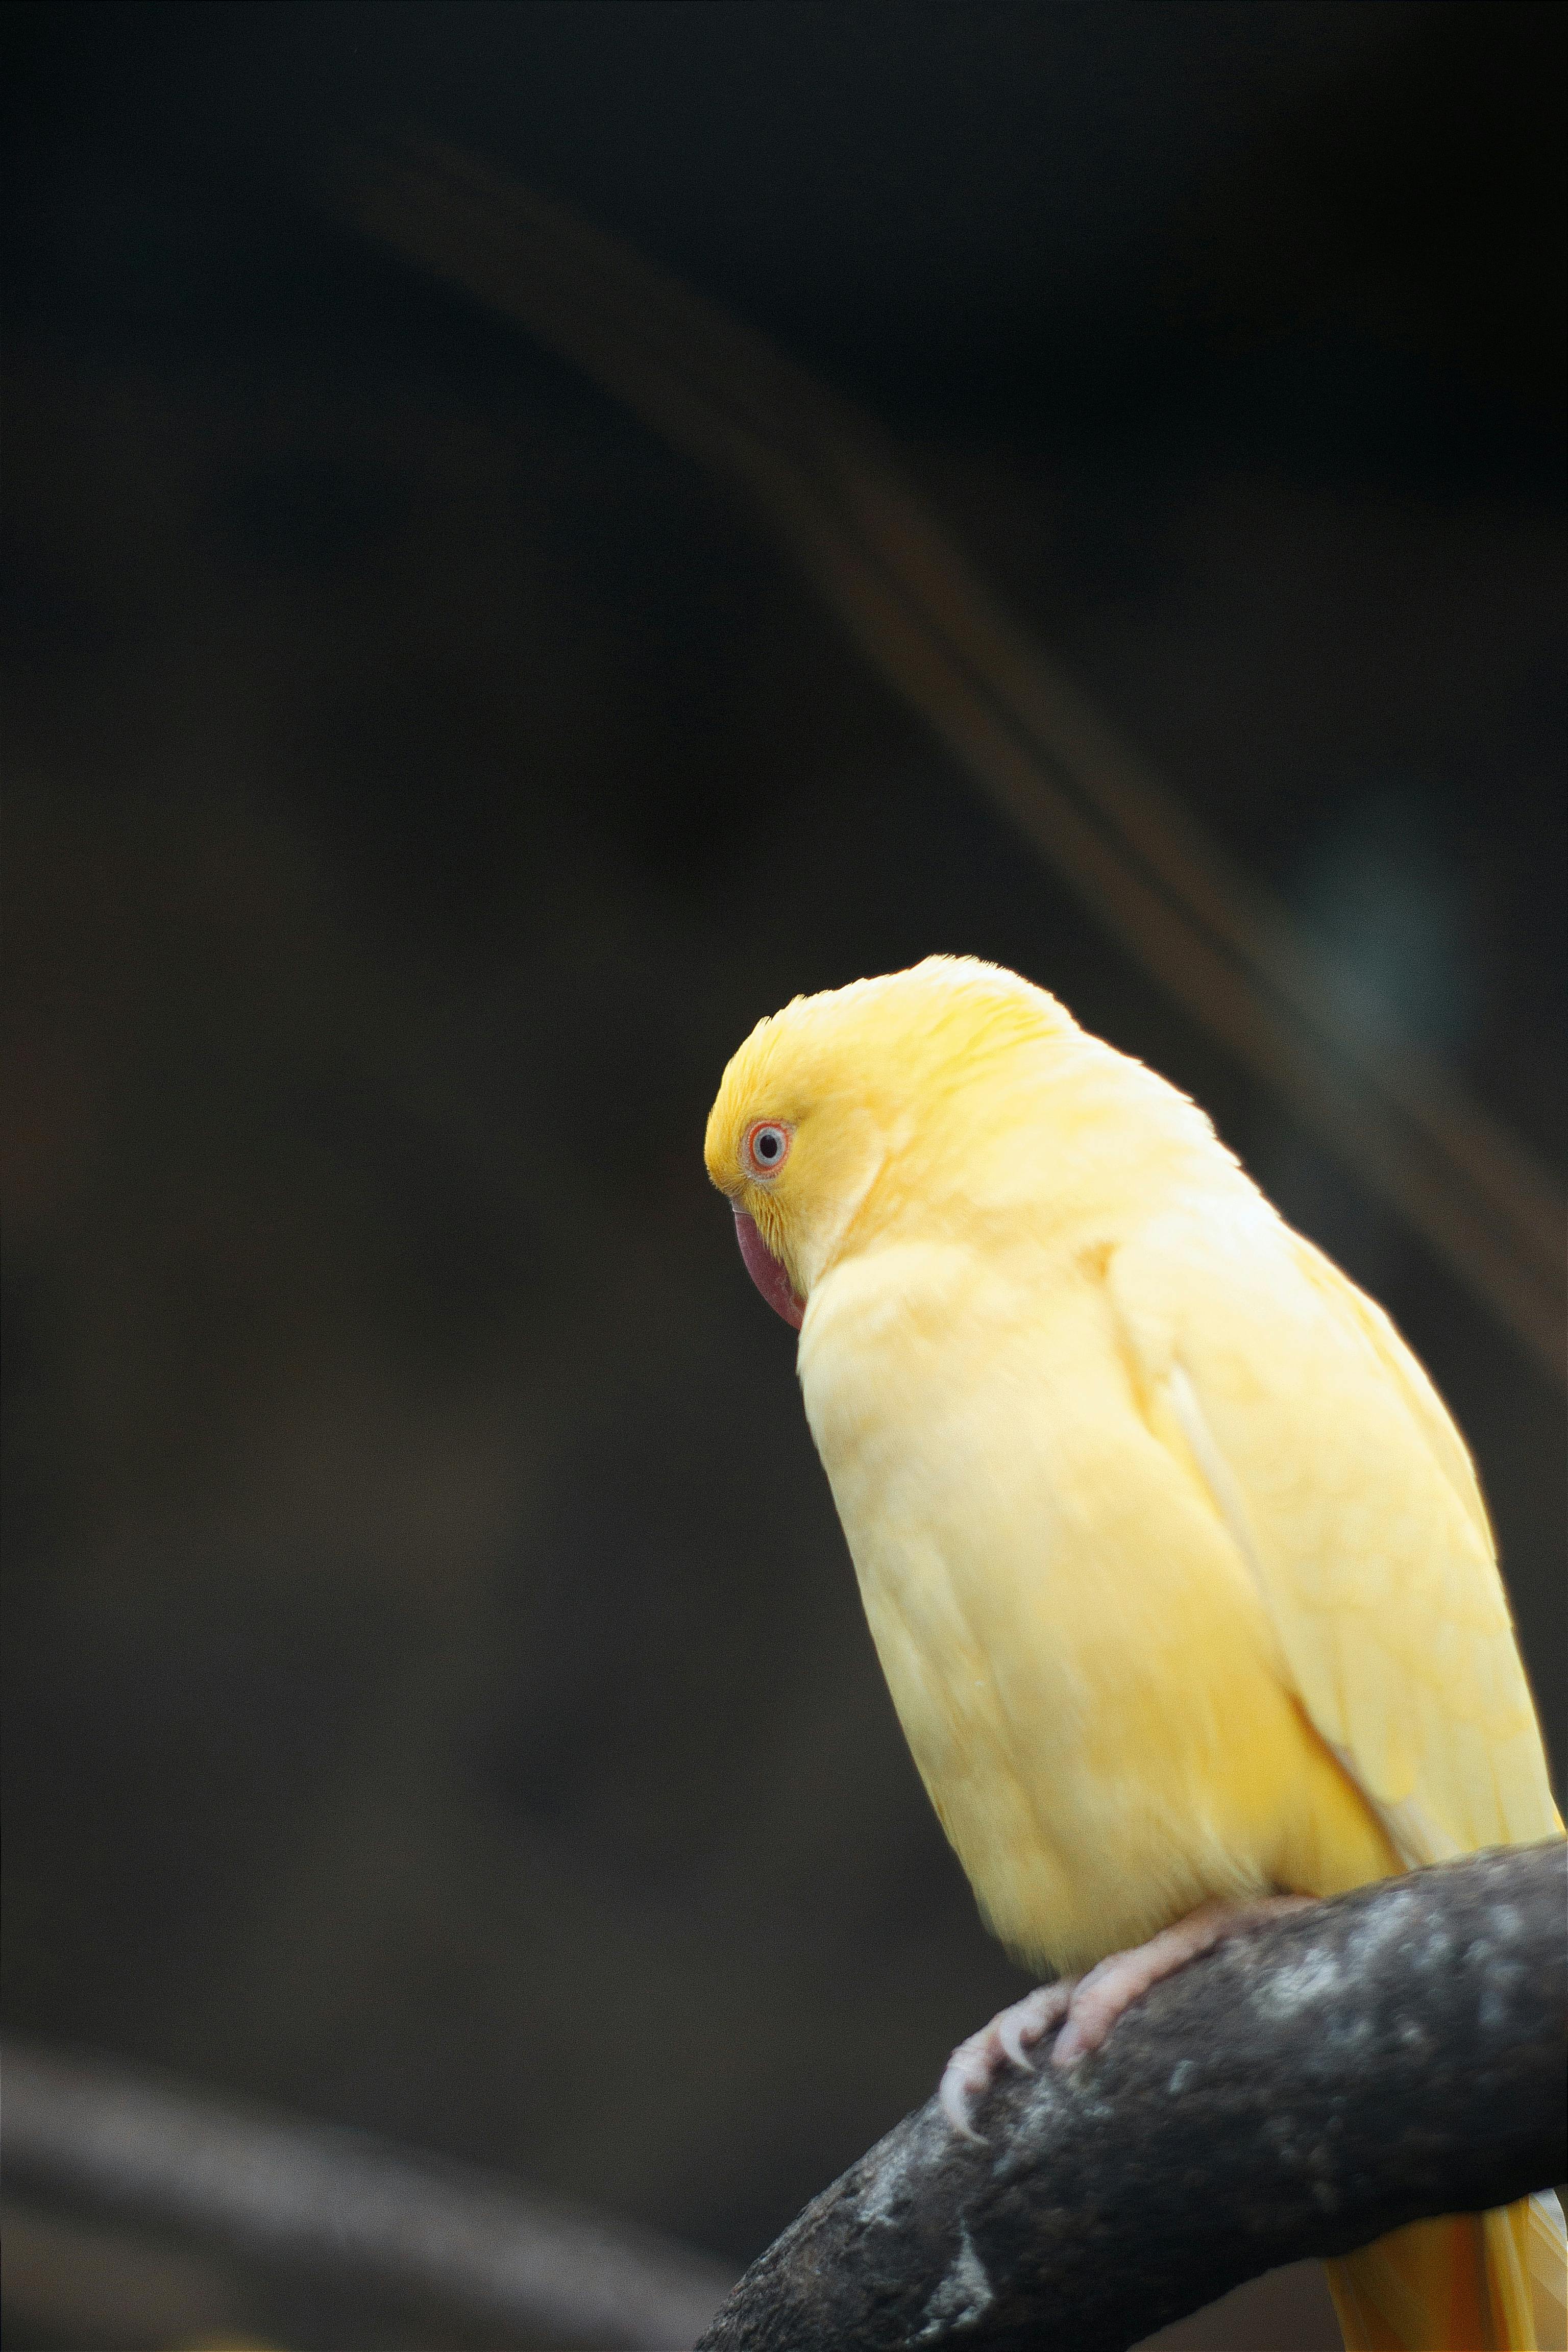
[705,957,1564,2352]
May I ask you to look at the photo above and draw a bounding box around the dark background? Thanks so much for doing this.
[3,4,1563,2346]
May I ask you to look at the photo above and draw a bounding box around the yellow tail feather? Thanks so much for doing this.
[1326,2195,1566,2350]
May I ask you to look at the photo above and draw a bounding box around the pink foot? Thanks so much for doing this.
[938,1895,1315,2136]
[938,1980,1074,2139]
[1049,1894,1314,2068]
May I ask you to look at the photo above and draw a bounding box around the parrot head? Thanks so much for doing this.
[703,956,1084,1328]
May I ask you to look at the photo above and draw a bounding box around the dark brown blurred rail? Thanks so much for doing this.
[0,2039,738,2350]
[340,137,1566,1380]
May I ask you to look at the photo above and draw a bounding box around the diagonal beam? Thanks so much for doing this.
[1,2038,737,2349]
[340,138,1565,1379]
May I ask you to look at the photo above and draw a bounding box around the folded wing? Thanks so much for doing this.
[1107,1197,1560,1866]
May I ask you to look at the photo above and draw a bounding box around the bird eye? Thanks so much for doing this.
[744,1120,792,1178]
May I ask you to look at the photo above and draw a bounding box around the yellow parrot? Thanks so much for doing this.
[704,956,1565,2352]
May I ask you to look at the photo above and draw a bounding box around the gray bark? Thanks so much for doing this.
[696,1842,1567,2352]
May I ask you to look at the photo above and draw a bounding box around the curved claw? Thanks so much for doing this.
[998,1984,1069,2070]
[938,1983,1075,2140]
[938,2035,995,2140]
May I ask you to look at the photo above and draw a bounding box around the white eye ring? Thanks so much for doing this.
[743,1120,792,1179]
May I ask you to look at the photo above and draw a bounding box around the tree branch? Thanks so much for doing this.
[696,1843,1567,2352]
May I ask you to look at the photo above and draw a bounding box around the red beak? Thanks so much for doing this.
[732,1207,805,1329]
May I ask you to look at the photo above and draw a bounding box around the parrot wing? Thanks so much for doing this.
[1107,1196,1559,1866]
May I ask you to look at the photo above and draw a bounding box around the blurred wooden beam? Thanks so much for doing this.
[340,137,1565,1381]
[1,2040,737,2350]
